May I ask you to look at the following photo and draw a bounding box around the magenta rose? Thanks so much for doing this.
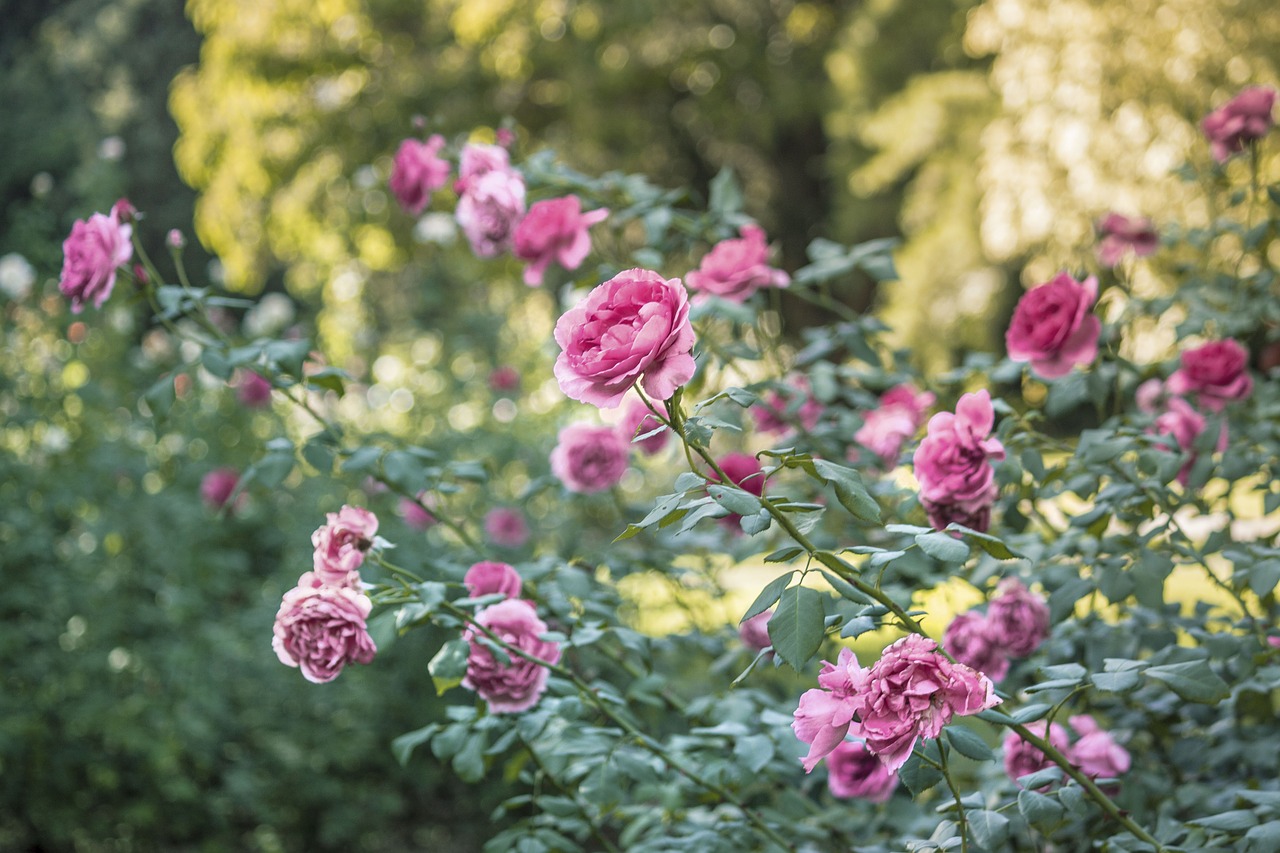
[792,647,865,772]
[986,578,1050,658]
[456,168,526,258]
[234,370,273,408]
[59,207,133,313]
[686,224,789,303]
[464,560,523,600]
[943,611,1010,681]
[617,397,670,455]
[512,195,609,286]
[1150,397,1228,485]
[856,383,935,465]
[553,268,696,409]
[753,375,823,436]
[1166,339,1253,411]
[1201,86,1277,163]
[1003,721,1070,788]
[826,740,898,802]
[1068,715,1131,779]
[272,580,377,683]
[1006,272,1101,379]
[1096,213,1158,267]
[200,467,241,512]
[463,598,562,713]
[912,390,1005,532]
[311,505,379,586]
[389,135,451,215]
[483,508,530,548]
[738,610,773,652]
[550,423,629,493]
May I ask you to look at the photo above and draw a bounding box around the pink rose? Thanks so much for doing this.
[1096,213,1158,267]
[792,648,865,772]
[553,268,696,409]
[488,365,521,393]
[1002,721,1070,787]
[200,467,241,511]
[272,580,377,683]
[1201,86,1277,163]
[311,505,379,586]
[464,560,523,599]
[712,452,765,529]
[400,492,438,530]
[738,610,773,651]
[463,598,562,713]
[855,384,935,465]
[912,390,1005,533]
[1166,339,1253,411]
[1135,378,1166,413]
[1068,715,1131,779]
[456,142,510,190]
[512,195,609,286]
[617,397,670,455]
[1150,397,1228,485]
[234,370,273,407]
[986,578,1050,658]
[1006,272,1101,379]
[456,168,527,257]
[753,375,823,436]
[943,611,1010,682]
[59,207,133,313]
[166,229,185,250]
[550,423,629,493]
[389,135,451,215]
[484,508,530,548]
[826,740,898,802]
[686,224,789,303]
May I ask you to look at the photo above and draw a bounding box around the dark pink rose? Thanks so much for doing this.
[1201,86,1277,162]
[488,365,521,393]
[849,635,1000,772]
[826,740,898,802]
[792,648,865,772]
[272,579,376,683]
[1068,715,1131,779]
[400,492,438,530]
[110,198,136,223]
[986,578,1050,658]
[1006,272,1101,379]
[550,423,629,493]
[738,610,773,651]
[856,384,936,465]
[753,375,823,436]
[234,370,273,407]
[200,468,241,512]
[553,268,696,409]
[59,208,133,313]
[686,224,789,303]
[483,508,530,548]
[1150,397,1228,485]
[456,168,526,257]
[943,611,1010,681]
[912,390,1005,532]
[389,135,451,215]
[311,505,379,587]
[1166,339,1253,411]
[463,598,562,713]
[1096,213,1158,267]
[464,560,523,599]
[712,452,765,529]
[617,397,669,455]
[1003,721,1070,787]
[512,195,609,286]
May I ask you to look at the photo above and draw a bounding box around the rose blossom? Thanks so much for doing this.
[311,505,379,586]
[1005,272,1101,379]
[484,508,530,548]
[463,598,562,713]
[59,206,133,313]
[1166,339,1253,411]
[986,578,1050,658]
[942,611,1010,682]
[549,423,629,493]
[456,142,510,189]
[753,376,823,435]
[272,579,377,683]
[856,384,936,465]
[1068,715,1131,779]
[738,610,773,652]
[1096,213,1159,267]
[234,370,273,407]
[553,268,696,409]
[455,168,526,257]
[1201,86,1277,163]
[389,135,451,215]
[617,396,669,455]
[826,740,899,802]
[1135,378,1166,413]
[912,390,1005,533]
[685,224,789,303]
[200,467,241,511]
[1151,397,1228,485]
[512,195,609,286]
[712,452,765,529]
[1002,721,1070,787]
[464,560,523,599]
[400,492,438,530]
[792,648,865,772]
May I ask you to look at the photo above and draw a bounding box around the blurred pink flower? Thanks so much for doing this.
[389,135,451,215]
[456,168,526,257]
[512,195,608,286]
[738,610,773,651]
[234,370,273,408]
[463,599,562,713]
[456,142,510,190]
[550,423,629,493]
[753,376,823,436]
[1003,721,1070,788]
[272,580,376,683]
[1201,86,1277,162]
[59,207,133,313]
[986,578,1050,658]
[200,467,241,512]
[1096,213,1158,267]
[1151,397,1228,485]
[1068,715,1131,779]
[1167,339,1253,411]
[464,560,523,599]
[686,224,789,303]
[943,611,1010,682]
[400,492,438,530]
[483,508,530,548]
[856,383,935,465]
[826,740,898,802]
[1006,272,1101,380]
[488,365,521,393]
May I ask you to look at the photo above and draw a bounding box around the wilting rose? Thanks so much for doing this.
[686,224,789,303]
[456,168,526,258]
[234,370,273,407]
[59,207,133,313]
[753,375,823,436]
[463,598,562,713]
[1068,715,1131,780]
[986,578,1050,658]
[272,580,377,683]
[912,390,1005,533]
[1006,272,1101,380]
[1151,397,1227,485]
[1201,86,1277,162]
[512,195,609,286]
[738,610,773,651]
[1003,721,1070,788]
[617,397,669,455]
[1096,213,1158,267]
[856,384,935,465]
[200,467,241,512]
[550,423,629,493]
[389,135,451,215]
[311,505,379,586]
[464,560,523,599]
[826,740,898,802]
[483,508,530,548]
[943,611,1010,682]
[553,268,695,409]
[1166,339,1253,411]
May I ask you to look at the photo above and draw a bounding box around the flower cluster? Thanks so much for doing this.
[855,383,935,466]
[1003,716,1130,786]
[912,390,1005,533]
[943,579,1050,681]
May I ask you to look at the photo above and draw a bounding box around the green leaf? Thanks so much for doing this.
[253,451,295,490]
[1144,659,1230,704]
[1246,821,1280,853]
[915,531,971,563]
[742,573,793,622]
[1018,789,1065,829]
[1017,767,1063,790]
[708,167,744,218]
[967,809,1011,849]
[306,366,347,397]
[812,458,880,522]
[202,348,233,380]
[1090,670,1143,693]
[734,733,775,774]
[264,338,312,377]
[301,440,334,474]
[143,374,177,420]
[428,638,470,696]
[391,724,439,766]
[818,569,872,605]
[898,752,942,796]
[764,547,805,563]
[1191,810,1259,832]
[740,509,772,535]
[945,524,1021,559]
[944,726,994,762]
[452,733,486,783]
[840,615,877,638]
[768,585,826,671]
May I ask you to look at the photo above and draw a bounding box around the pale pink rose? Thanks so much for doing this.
[1096,213,1158,267]
[856,384,936,465]
[1201,86,1277,162]
[1068,715,1131,779]
[59,207,133,313]
[1166,339,1253,411]
[512,195,609,286]
[311,505,379,586]
[389,135,451,215]
[738,610,773,651]
[456,142,510,190]
[456,168,526,257]
[1006,272,1101,379]
[488,365,521,393]
[617,397,669,455]
[686,224,789,303]
[1135,378,1166,413]
[234,370,273,407]
[712,452,765,529]
[272,580,376,683]
[550,423,629,493]
[483,508,530,548]
[553,268,696,409]
[826,740,899,802]
[912,390,1005,533]
[400,492,438,530]
[753,375,823,435]
[1002,721,1070,788]
[200,467,241,512]
[464,560,523,599]
[1268,635,1280,648]
[943,611,1010,681]
[1150,397,1228,485]
[166,228,185,250]
[463,598,562,713]
[986,578,1050,658]
[792,648,866,772]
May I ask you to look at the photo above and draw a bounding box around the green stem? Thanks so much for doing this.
[934,746,969,853]
[519,734,621,853]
